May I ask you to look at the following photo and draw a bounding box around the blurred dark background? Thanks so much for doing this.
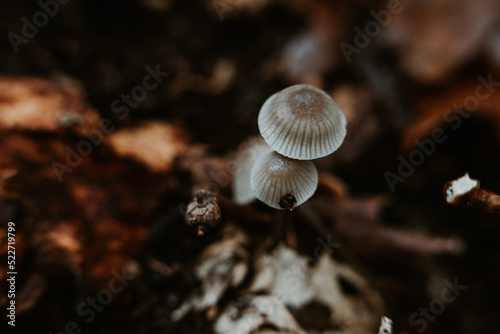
[1,0,500,333]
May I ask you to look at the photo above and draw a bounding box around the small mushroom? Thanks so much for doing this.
[250,150,318,210]
[258,84,347,160]
[232,136,273,205]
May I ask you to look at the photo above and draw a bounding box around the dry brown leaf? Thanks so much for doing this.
[172,225,250,321]
[317,171,350,199]
[214,294,307,334]
[176,144,234,193]
[0,123,169,314]
[277,0,351,85]
[379,0,500,83]
[0,76,101,134]
[248,243,385,334]
[167,59,236,98]
[326,85,379,166]
[401,78,500,150]
[107,121,190,172]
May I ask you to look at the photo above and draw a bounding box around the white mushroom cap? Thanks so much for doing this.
[258,84,347,160]
[233,136,274,205]
[250,150,318,210]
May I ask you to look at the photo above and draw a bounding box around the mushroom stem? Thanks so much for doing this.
[444,173,500,214]
[271,209,294,245]
[296,202,330,237]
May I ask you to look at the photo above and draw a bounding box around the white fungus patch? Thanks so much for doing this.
[446,173,478,203]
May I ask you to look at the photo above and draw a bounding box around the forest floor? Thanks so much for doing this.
[1,0,500,333]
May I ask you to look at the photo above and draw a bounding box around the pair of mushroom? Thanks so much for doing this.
[234,84,347,210]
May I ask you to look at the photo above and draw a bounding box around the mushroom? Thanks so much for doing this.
[232,136,273,205]
[250,150,318,210]
[258,84,347,160]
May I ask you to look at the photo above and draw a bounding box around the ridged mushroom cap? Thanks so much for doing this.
[258,84,347,160]
[250,150,318,210]
[232,136,273,205]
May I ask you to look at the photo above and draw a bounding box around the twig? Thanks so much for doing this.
[444,173,500,214]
